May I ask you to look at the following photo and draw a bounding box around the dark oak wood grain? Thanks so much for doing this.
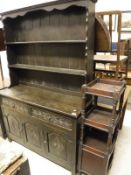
[0,1,96,175]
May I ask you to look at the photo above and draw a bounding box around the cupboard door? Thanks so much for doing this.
[23,118,48,153]
[8,115,22,137]
[2,108,25,142]
[24,122,42,147]
[47,132,73,164]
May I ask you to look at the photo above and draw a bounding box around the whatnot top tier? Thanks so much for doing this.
[81,78,126,99]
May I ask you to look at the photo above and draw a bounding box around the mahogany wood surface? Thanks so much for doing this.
[78,78,126,175]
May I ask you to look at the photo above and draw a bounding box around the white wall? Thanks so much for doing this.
[96,0,131,12]
[0,0,130,13]
[0,0,56,13]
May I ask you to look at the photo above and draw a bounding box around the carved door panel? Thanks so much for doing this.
[47,132,73,163]
[23,120,48,153]
[24,122,41,147]
[8,115,22,137]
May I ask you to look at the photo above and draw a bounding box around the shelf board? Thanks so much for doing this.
[85,108,119,132]
[82,78,125,98]
[6,40,86,45]
[95,69,126,74]
[9,64,86,76]
[83,136,108,155]
[94,55,128,63]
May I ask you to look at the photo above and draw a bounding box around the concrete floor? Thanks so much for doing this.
[108,103,131,175]
[0,99,130,175]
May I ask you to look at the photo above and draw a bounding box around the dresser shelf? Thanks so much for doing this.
[6,40,87,45]
[9,64,86,76]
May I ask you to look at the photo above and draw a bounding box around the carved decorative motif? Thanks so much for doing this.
[32,108,73,131]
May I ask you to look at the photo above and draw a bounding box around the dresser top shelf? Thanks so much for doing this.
[0,85,81,118]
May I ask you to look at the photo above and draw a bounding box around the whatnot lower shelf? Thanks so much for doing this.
[85,107,119,132]
[6,40,87,45]
[83,125,116,155]
[9,64,86,76]
[83,136,108,155]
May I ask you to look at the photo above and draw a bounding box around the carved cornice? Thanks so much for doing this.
[1,0,89,19]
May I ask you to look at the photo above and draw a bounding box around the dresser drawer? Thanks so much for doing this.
[31,107,74,132]
[1,97,75,135]
[1,98,31,115]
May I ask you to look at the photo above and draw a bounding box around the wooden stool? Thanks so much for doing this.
[0,138,30,175]
[2,156,30,175]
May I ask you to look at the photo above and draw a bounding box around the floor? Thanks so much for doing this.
[108,103,131,175]
[0,98,130,175]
